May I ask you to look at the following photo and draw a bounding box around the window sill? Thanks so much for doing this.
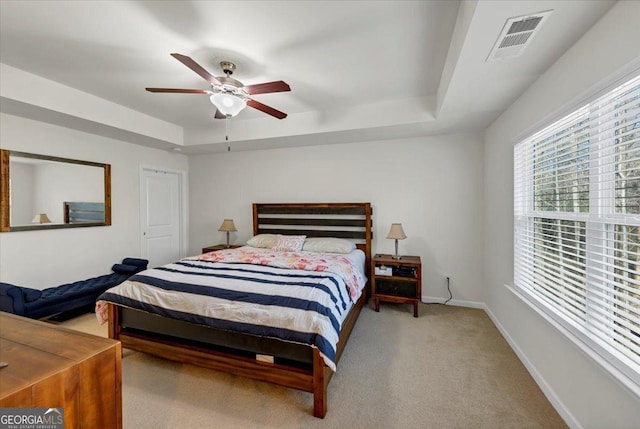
[505,284,640,399]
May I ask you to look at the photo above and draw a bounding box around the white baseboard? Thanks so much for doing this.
[422,296,485,309]
[423,295,579,428]
[483,305,581,429]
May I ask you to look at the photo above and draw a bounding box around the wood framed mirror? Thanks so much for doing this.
[0,149,111,232]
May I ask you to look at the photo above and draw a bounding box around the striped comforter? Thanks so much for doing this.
[96,248,366,371]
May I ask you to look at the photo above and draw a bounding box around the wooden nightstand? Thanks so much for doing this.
[371,254,422,317]
[202,244,242,253]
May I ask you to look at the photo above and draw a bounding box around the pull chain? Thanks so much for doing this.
[225,116,231,151]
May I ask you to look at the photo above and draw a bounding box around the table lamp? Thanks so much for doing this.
[218,219,237,248]
[386,223,407,259]
[32,213,52,224]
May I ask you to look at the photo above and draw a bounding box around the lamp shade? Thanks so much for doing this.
[386,223,407,240]
[210,93,247,117]
[32,213,51,224]
[218,219,237,232]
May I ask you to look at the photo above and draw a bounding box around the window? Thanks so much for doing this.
[514,74,640,390]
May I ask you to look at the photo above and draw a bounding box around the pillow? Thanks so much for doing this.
[302,237,356,254]
[112,263,142,275]
[272,234,306,252]
[122,257,149,268]
[246,234,277,249]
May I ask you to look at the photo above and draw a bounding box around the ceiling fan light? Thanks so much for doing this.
[209,93,247,117]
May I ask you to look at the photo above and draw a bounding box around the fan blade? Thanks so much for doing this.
[243,81,291,95]
[247,99,287,119]
[146,88,211,94]
[170,53,221,86]
[214,109,226,119]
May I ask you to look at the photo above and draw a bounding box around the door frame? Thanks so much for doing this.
[139,165,188,262]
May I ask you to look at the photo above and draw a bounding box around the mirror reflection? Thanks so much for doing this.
[0,150,111,232]
[10,156,103,225]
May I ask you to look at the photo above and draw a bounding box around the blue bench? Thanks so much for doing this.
[0,258,148,319]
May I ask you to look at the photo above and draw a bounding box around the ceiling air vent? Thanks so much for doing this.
[487,10,553,61]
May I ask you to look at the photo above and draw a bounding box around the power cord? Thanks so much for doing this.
[443,276,452,305]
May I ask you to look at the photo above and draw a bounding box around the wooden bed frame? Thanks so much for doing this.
[107,202,372,418]
[64,201,106,224]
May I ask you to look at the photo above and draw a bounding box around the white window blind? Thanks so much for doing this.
[514,74,640,389]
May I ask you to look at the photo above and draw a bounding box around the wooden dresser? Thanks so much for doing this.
[0,312,122,428]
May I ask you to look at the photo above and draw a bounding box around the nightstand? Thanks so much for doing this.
[371,254,422,317]
[202,244,242,253]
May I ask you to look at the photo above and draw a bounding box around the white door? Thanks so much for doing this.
[140,168,182,268]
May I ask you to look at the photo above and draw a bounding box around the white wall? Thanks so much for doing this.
[484,2,640,428]
[9,162,35,225]
[189,133,484,305]
[0,113,188,289]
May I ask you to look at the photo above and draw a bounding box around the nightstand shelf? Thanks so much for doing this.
[202,244,242,253]
[371,254,422,317]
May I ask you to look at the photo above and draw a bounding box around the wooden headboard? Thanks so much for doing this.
[252,202,373,279]
[63,202,105,224]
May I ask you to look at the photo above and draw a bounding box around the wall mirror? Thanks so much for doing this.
[0,150,111,232]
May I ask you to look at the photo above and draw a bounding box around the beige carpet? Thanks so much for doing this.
[61,304,567,429]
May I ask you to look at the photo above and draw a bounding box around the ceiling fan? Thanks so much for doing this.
[146,53,290,120]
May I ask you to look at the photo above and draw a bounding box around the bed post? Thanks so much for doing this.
[252,203,259,236]
[312,348,329,418]
[108,303,121,340]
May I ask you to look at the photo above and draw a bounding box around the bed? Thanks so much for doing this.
[98,202,372,418]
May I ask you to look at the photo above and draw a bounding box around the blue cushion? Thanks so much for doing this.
[2,257,143,319]
[23,288,42,302]
[0,283,26,314]
[40,282,90,300]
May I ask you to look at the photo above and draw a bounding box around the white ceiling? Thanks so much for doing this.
[0,0,615,153]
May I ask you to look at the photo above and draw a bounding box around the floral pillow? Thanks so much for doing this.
[272,234,306,252]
